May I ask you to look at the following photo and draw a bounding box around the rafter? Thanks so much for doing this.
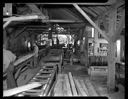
[73,3,109,41]
[98,0,125,19]
[3,15,40,29]
[82,7,97,17]
[87,7,101,15]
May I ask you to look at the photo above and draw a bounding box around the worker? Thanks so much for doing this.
[56,37,59,45]
[3,37,17,89]
[33,42,39,68]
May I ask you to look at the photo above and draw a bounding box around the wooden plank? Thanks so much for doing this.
[64,74,72,96]
[74,79,87,96]
[14,53,34,66]
[54,74,64,96]
[84,79,98,96]
[73,4,109,41]
[3,82,42,97]
[68,72,78,96]
[79,80,89,95]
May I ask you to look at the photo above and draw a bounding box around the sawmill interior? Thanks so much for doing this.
[3,0,125,98]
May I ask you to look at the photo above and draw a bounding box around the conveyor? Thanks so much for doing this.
[12,65,58,97]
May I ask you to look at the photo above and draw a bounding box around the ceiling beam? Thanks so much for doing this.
[64,8,83,21]
[88,7,101,15]
[3,15,40,29]
[97,6,107,12]
[42,19,83,23]
[82,7,97,17]
[98,0,125,19]
[73,3,109,41]
[34,0,116,5]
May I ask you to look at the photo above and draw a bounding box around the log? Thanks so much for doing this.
[68,72,78,96]
[3,82,42,97]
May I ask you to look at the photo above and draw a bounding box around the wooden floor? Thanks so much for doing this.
[16,59,124,98]
[62,62,124,99]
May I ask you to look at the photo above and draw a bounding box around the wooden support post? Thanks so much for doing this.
[73,3,109,41]
[99,0,124,20]
[107,9,117,91]
[94,20,99,56]
[120,36,124,61]
[107,42,116,91]
[84,26,88,67]
[79,29,83,52]
[111,10,125,42]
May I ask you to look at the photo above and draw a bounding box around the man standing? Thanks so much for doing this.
[33,42,39,68]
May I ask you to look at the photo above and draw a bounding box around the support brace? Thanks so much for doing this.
[73,3,109,42]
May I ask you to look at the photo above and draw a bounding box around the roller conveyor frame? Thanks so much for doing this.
[15,65,58,97]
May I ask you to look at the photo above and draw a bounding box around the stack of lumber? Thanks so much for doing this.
[53,72,98,96]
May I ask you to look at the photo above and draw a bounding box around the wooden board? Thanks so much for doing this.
[54,74,64,96]
[54,74,73,96]
[3,82,42,97]
[64,74,72,96]
[84,79,98,96]
[68,72,78,96]
[79,80,89,95]
[14,53,34,66]
[74,79,87,96]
